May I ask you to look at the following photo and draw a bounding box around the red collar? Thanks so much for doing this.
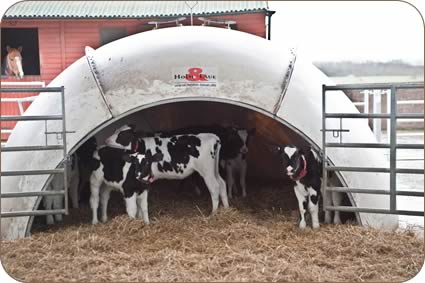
[290,155,307,181]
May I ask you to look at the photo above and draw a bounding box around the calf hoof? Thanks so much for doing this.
[92,219,99,225]
[334,218,342,225]
[312,223,320,229]
[101,216,108,223]
[299,221,307,230]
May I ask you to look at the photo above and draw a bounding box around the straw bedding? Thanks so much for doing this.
[1,182,423,282]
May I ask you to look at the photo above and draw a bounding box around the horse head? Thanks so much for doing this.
[5,46,24,79]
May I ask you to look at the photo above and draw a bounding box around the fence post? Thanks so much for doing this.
[389,86,397,211]
[372,90,382,142]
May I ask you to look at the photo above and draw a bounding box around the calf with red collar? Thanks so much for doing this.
[275,145,322,229]
[105,125,229,214]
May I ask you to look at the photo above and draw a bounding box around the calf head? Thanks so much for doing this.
[275,145,310,180]
[105,124,137,150]
[226,127,256,155]
[124,150,164,184]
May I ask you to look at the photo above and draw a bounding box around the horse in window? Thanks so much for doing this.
[2,46,24,79]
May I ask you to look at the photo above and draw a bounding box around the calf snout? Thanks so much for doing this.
[286,165,294,176]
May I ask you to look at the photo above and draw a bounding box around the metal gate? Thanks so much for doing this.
[0,86,69,218]
[322,82,424,217]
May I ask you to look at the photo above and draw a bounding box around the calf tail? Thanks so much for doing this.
[214,139,222,180]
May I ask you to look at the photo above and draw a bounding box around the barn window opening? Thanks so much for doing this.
[1,28,41,76]
[100,27,128,46]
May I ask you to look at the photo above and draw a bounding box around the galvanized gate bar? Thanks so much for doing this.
[321,84,328,215]
[0,115,63,121]
[1,190,66,198]
[326,187,424,197]
[322,82,424,218]
[397,168,424,174]
[325,206,423,217]
[2,168,65,176]
[1,145,64,152]
[389,86,397,211]
[326,143,391,148]
[326,166,391,173]
[0,87,63,93]
[325,113,391,119]
[1,209,67,218]
[324,82,424,91]
[60,87,69,216]
[326,143,424,149]
[396,144,425,149]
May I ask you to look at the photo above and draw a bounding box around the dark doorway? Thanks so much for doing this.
[1,28,41,76]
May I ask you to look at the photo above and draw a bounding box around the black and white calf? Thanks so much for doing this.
[89,146,163,224]
[275,145,342,229]
[105,125,229,213]
[275,145,322,229]
[220,127,255,198]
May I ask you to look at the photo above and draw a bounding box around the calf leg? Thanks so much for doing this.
[125,193,138,219]
[294,185,308,229]
[226,164,235,199]
[307,187,320,229]
[43,195,55,225]
[69,174,80,209]
[322,187,333,224]
[200,174,220,214]
[218,176,229,208]
[332,192,343,224]
[239,161,248,198]
[137,190,150,224]
[89,174,102,225]
[100,186,112,223]
[53,195,64,222]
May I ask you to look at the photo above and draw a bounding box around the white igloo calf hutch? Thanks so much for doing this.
[1,26,397,239]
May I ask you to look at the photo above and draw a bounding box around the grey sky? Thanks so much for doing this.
[269,1,424,64]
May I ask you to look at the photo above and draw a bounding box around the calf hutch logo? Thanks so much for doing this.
[173,67,218,87]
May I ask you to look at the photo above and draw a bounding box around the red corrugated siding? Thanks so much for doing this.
[1,13,266,141]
